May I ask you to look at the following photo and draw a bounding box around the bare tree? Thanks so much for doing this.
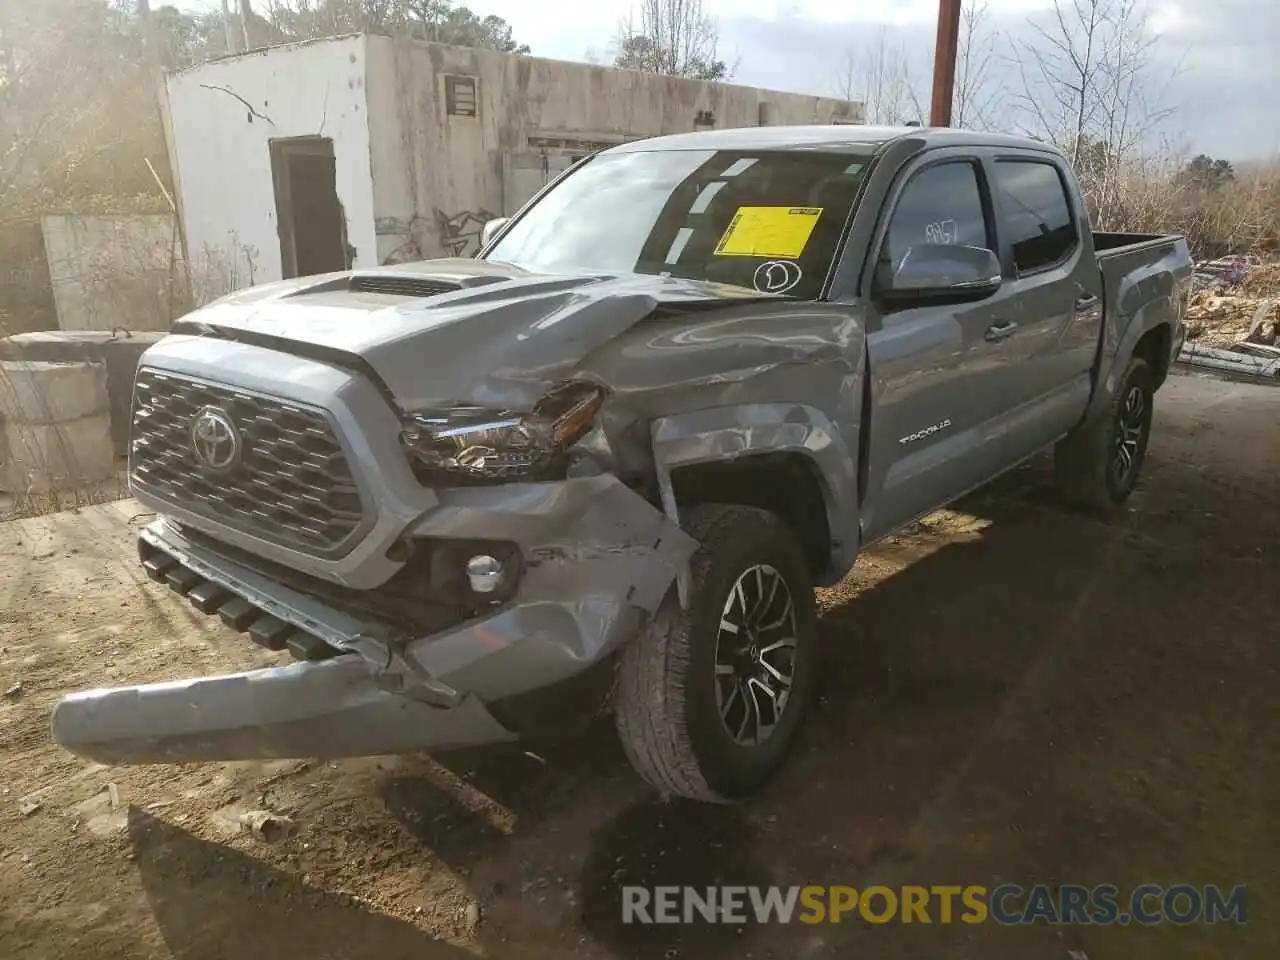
[1011,0,1109,163]
[221,0,240,54]
[613,0,732,81]
[832,11,1001,129]
[1091,0,1181,220]
[1009,0,1182,224]
[1010,1,1176,155]
[0,3,163,209]
[953,0,1004,129]
[263,1,528,52]
[239,0,263,50]
[831,27,926,125]
[0,1,173,331]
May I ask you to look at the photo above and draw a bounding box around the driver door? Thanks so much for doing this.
[857,154,1020,541]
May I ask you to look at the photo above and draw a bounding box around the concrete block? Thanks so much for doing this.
[42,213,176,332]
[1,413,118,494]
[0,360,109,425]
[0,330,124,361]
[0,332,167,457]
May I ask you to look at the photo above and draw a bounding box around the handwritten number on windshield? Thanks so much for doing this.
[925,219,958,244]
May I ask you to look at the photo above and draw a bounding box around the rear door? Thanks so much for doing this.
[852,150,1020,541]
[983,155,1103,455]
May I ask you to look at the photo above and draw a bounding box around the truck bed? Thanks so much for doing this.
[1094,232,1189,321]
[1092,230,1192,391]
[1092,230,1176,254]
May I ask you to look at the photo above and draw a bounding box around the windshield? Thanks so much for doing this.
[484,148,872,300]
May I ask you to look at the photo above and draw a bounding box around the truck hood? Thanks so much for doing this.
[175,258,778,411]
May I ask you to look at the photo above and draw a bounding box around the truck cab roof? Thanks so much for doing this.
[607,124,1064,156]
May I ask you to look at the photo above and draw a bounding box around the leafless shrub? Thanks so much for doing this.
[187,235,262,307]
[613,0,733,81]
[1077,152,1280,258]
[832,28,926,126]
[1,2,173,334]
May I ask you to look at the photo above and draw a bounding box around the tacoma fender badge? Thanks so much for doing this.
[899,419,952,446]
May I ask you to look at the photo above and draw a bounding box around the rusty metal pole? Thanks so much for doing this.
[930,0,963,127]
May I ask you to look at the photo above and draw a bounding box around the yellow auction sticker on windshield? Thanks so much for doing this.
[714,206,823,258]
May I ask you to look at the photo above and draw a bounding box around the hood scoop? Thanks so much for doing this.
[348,274,463,298]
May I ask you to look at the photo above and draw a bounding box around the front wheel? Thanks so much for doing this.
[1054,355,1155,509]
[613,503,819,803]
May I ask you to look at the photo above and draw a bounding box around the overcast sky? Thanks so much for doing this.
[186,1,1280,160]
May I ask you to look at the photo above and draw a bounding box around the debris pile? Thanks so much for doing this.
[1181,257,1280,382]
[1239,260,1280,298]
[1191,254,1263,293]
[1184,292,1265,348]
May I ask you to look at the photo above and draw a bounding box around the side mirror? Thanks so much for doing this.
[480,217,510,250]
[879,244,1003,303]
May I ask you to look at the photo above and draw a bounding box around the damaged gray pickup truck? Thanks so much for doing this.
[52,126,1191,802]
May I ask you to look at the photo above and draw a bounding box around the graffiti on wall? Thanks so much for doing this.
[373,209,500,262]
[375,214,424,265]
[435,208,499,258]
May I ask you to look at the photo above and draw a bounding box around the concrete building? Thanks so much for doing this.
[163,34,863,296]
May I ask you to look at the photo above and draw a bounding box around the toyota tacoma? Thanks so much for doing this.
[51,126,1192,802]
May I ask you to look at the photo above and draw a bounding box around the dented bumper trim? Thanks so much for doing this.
[137,520,462,707]
[50,656,515,766]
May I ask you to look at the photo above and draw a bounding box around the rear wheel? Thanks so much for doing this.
[614,503,818,802]
[1054,355,1155,508]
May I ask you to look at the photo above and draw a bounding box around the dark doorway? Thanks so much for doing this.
[269,136,352,278]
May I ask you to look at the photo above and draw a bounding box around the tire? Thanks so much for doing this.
[614,503,819,803]
[1054,355,1155,509]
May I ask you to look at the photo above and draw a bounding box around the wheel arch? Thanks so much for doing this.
[1134,321,1174,387]
[650,403,861,597]
[1087,312,1175,422]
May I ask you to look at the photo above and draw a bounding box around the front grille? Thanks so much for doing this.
[130,369,365,556]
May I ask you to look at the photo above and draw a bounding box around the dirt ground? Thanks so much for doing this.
[1,371,1277,960]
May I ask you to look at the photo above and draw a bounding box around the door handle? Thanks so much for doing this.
[1075,293,1100,311]
[985,320,1018,342]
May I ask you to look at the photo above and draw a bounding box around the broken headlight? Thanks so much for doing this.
[399,383,606,484]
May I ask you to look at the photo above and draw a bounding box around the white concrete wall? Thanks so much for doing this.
[364,36,420,266]
[165,35,377,298]
[41,215,178,332]
[368,37,864,261]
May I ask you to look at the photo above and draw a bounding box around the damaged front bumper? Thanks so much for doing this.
[51,656,517,765]
[51,475,697,765]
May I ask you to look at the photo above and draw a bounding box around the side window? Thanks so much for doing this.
[992,160,1078,274]
[883,161,990,269]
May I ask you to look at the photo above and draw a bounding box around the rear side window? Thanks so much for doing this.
[883,162,990,269]
[992,160,1078,274]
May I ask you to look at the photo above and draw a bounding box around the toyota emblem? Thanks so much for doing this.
[189,406,243,471]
